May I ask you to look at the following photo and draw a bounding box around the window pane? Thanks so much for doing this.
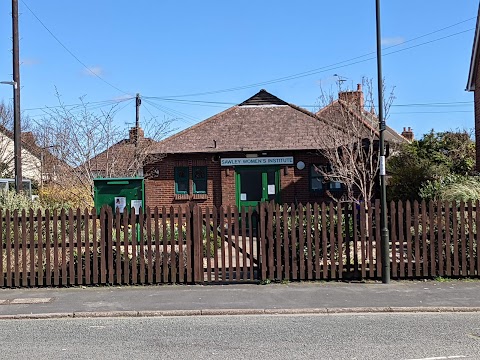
[330,182,341,189]
[311,177,323,191]
[193,167,206,180]
[177,180,188,193]
[194,179,207,193]
[175,167,189,194]
[310,165,323,191]
[240,169,263,201]
[176,167,187,179]
[193,166,207,194]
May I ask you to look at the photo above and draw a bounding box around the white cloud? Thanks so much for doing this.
[21,58,39,66]
[83,66,103,77]
[112,94,133,102]
[381,37,405,46]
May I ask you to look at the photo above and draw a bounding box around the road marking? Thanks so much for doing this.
[0,300,7,305]
[405,356,467,360]
[10,298,52,304]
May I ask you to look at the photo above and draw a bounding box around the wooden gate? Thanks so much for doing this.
[193,206,261,282]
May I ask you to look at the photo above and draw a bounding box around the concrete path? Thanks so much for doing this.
[1,280,480,319]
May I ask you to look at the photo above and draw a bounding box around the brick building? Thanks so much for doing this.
[144,89,407,209]
[467,3,480,169]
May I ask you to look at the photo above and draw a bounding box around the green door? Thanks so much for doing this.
[235,167,280,209]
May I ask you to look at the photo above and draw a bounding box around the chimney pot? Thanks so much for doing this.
[129,127,144,143]
[401,126,414,141]
[338,83,364,109]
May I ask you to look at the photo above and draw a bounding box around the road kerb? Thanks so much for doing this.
[1,306,480,320]
[138,310,202,317]
[201,309,265,316]
[264,308,328,315]
[0,312,72,320]
[73,311,138,318]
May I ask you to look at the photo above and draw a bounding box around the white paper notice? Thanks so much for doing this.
[131,200,143,215]
[268,185,275,195]
[240,193,247,201]
[114,197,126,213]
[379,155,386,176]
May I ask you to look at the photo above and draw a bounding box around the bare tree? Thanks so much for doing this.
[33,91,172,206]
[314,77,395,204]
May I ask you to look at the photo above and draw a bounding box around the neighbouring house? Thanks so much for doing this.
[317,84,412,144]
[143,88,409,209]
[467,3,480,169]
[0,125,65,185]
[84,126,158,179]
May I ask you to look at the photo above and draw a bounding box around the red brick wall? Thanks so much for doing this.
[279,152,334,205]
[144,153,223,209]
[144,151,343,209]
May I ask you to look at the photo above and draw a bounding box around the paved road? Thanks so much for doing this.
[2,313,480,360]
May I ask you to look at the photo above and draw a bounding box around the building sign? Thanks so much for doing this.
[221,156,294,166]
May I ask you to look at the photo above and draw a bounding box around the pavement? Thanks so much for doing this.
[1,280,480,319]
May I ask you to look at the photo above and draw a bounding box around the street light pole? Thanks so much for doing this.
[376,0,390,284]
[12,0,23,193]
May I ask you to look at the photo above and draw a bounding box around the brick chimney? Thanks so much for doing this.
[129,127,144,143]
[401,127,414,141]
[338,83,364,109]
[21,131,36,145]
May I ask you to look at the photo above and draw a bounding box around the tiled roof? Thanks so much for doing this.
[87,136,156,177]
[149,90,338,154]
[149,89,408,155]
[316,100,410,144]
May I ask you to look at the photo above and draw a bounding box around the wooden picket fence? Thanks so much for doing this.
[0,200,479,288]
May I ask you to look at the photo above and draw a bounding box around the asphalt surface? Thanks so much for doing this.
[1,313,480,359]
[1,280,480,318]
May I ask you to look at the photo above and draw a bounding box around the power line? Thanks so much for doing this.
[26,97,133,119]
[391,110,473,114]
[20,0,132,96]
[143,99,198,126]
[144,18,475,99]
[23,97,134,112]
[142,101,158,119]
[145,96,473,108]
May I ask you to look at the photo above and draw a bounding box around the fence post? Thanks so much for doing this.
[191,205,203,283]
[259,203,267,281]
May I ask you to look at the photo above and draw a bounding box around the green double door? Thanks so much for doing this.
[235,167,280,209]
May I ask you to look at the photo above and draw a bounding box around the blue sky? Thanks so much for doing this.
[0,1,477,139]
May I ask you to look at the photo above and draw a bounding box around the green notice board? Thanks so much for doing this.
[93,177,145,215]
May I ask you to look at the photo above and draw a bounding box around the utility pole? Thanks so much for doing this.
[12,0,23,193]
[134,93,141,176]
[135,93,141,148]
[376,0,390,284]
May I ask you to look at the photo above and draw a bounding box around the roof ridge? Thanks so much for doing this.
[239,89,289,106]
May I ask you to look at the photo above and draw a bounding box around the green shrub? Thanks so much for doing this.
[420,175,480,202]
[0,190,41,212]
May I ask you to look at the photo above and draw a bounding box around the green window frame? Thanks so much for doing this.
[192,166,207,194]
[174,166,189,194]
[310,165,324,192]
